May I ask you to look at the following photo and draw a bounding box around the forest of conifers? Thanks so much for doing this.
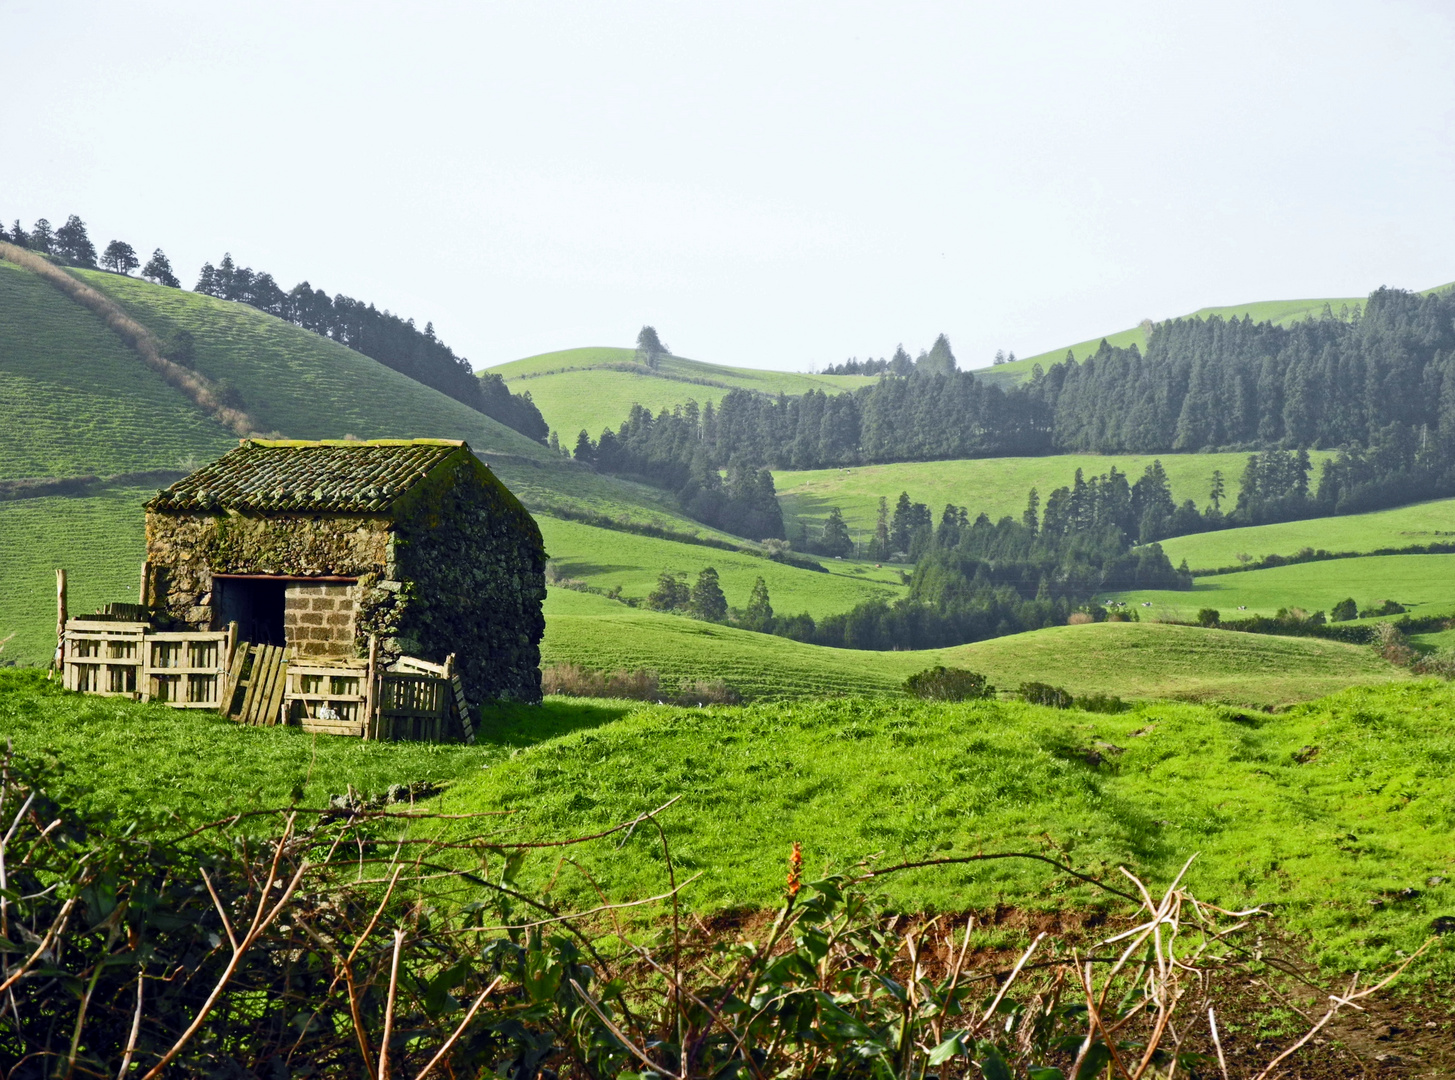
[580,287,1455,520]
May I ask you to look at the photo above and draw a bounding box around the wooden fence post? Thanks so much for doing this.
[53,569,67,672]
[364,635,378,741]
[138,560,151,610]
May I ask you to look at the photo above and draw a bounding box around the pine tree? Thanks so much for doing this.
[872,496,890,560]
[1208,469,1225,512]
[29,218,54,254]
[820,507,853,557]
[919,333,956,375]
[743,576,774,632]
[689,567,727,622]
[891,491,914,552]
[142,248,180,287]
[1022,487,1040,533]
[573,430,596,464]
[54,215,97,266]
[9,220,28,247]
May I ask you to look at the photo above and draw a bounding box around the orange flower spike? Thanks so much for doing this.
[786,841,803,900]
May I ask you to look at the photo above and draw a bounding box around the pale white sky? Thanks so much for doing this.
[5,1,1454,372]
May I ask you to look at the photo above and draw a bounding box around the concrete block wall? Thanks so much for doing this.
[284,583,358,658]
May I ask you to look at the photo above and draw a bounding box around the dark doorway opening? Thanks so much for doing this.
[214,577,287,647]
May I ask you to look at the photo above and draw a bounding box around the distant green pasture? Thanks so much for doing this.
[1103,554,1455,622]
[542,589,1403,707]
[539,517,902,618]
[487,346,873,440]
[773,452,1334,538]
[1158,498,1455,570]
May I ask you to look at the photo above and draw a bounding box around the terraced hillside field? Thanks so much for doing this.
[486,346,874,440]
[542,589,1404,706]
[0,261,235,477]
[1158,497,1455,571]
[1104,553,1455,622]
[773,452,1336,538]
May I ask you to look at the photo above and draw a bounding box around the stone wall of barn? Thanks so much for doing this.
[380,456,547,703]
[143,510,393,657]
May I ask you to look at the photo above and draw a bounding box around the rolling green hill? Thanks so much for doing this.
[773,452,1335,541]
[485,346,875,441]
[979,283,1455,385]
[542,589,1405,706]
[1103,553,1455,622]
[1157,497,1455,571]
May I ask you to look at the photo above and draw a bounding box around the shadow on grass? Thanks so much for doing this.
[476,697,637,750]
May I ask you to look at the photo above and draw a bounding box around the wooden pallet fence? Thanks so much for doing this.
[284,663,368,737]
[62,620,230,708]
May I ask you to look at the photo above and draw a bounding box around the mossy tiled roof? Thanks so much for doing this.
[146,439,468,513]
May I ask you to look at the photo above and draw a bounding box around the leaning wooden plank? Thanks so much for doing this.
[450,675,474,744]
[221,642,251,718]
[262,650,291,727]
[235,646,263,723]
[247,646,277,726]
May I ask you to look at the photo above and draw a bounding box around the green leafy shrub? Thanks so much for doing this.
[1197,607,1221,627]
[903,665,993,701]
[1329,597,1358,622]
[1019,681,1073,708]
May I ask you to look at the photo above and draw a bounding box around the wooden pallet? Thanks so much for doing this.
[450,674,474,744]
[228,643,289,726]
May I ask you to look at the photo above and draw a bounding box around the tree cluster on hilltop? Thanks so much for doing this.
[3,214,178,285]
[819,335,957,376]
[190,253,547,442]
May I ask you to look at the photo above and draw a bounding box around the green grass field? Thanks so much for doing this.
[0,261,236,478]
[541,517,903,617]
[774,452,1334,538]
[6,668,1447,969]
[0,485,151,666]
[542,589,1404,706]
[1159,498,1455,570]
[485,346,876,440]
[445,681,1455,967]
[1104,553,1455,622]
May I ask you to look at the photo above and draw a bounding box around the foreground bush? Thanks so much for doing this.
[903,665,994,700]
[0,755,1428,1078]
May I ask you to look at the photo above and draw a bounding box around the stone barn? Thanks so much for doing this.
[142,438,546,703]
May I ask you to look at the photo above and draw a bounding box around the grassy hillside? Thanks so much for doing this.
[486,346,875,440]
[982,283,1455,385]
[540,517,903,617]
[1159,497,1455,570]
[1104,553,1455,622]
[0,484,150,665]
[541,589,1404,706]
[773,452,1335,539]
[9,669,1445,967]
[454,681,1455,966]
[0,262,236,477]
